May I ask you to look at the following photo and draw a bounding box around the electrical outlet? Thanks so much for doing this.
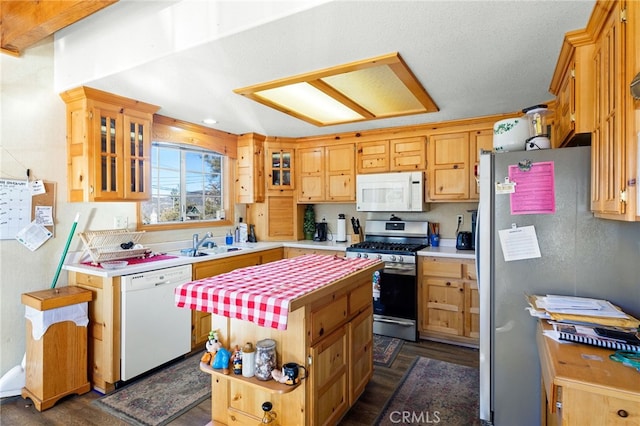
[114,216,127,229]
[456,215,464,226]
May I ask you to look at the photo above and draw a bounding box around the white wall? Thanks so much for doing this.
[0,38,218,376]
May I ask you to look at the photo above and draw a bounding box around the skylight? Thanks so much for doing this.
[234,52,438,127]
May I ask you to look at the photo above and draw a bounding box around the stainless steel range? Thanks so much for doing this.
[345,219,429,341]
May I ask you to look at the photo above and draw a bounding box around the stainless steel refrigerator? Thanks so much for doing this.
[477,146,640,425]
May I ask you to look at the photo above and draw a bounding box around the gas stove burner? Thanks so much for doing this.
[347,241,427,255]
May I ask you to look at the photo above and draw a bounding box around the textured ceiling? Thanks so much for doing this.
[55,0,595,138]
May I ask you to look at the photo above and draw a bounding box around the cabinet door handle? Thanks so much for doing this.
[617,409,628,418]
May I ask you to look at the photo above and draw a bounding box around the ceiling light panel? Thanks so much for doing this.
[321,65,426,117]
[255,83,364,126]
[234,52,438,127]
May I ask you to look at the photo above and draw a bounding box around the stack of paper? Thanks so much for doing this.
[527,294,640,351]
[527,294,639,328]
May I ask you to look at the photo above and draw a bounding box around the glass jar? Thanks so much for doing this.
[255,338,277,381]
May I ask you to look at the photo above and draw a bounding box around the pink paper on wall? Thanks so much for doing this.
[508,161,555,214]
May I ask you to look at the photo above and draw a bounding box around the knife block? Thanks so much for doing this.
[351,233,361,244]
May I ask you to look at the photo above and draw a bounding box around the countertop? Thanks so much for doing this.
[63,238,475,277]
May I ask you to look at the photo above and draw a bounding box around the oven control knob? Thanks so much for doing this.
[363,253,368,259]
[398,256,404,262]
[390,255,396,262]
[376,254,382,260]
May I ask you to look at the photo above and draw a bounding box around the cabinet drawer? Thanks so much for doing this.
[562,387,640,425]
[422,258,464,278]
[311,295,348,342]
[349,282,372,315]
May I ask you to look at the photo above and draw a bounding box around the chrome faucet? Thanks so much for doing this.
[192,231,215,254]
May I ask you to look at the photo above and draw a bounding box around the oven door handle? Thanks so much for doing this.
[383,264,415,276]
[374,317,415,327]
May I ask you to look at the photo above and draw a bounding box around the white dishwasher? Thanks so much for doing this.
[120,264,192,381]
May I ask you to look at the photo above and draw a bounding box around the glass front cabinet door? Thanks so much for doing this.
[267,147,294,190]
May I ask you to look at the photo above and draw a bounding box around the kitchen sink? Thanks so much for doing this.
[171,246,242,257]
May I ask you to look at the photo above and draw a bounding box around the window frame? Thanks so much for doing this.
[137,115,237,231]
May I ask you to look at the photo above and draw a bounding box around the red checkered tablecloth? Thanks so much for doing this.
[175,254,379,330]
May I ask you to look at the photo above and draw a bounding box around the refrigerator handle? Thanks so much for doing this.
[475,205,481,287]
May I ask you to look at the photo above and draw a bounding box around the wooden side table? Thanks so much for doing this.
[536,321,640,425]
[21,286,93,411]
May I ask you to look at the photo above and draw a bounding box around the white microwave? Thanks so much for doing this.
[356,171,425,212]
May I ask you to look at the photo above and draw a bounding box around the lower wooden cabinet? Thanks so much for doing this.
[418,256,479,347]
[310,325,349,426]
[205,262,377,425]
[537,322,640,426]
[348,306,373,405]
[67,272,121,393]
[191,248,283,349]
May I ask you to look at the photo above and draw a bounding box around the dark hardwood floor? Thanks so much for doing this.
[0,339,478,425]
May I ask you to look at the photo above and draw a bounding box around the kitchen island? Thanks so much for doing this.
[175,254,382,426]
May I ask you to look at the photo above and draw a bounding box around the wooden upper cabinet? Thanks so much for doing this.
[590,1,626,217]
[297,146,324,201]
[356,140,389,174]
[60,87,159,202]
[469,129,493,200]
[297,142,355,202]
[550,30,595,148]
[266,144,295,191]
[357,137,425,173]
[236,133,265,204]
[325,143,355,202]
[427,132,470,200]
[390,137,426,170]
[1,0,118,56]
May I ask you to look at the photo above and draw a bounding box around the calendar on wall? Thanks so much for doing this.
[0,179,31,240]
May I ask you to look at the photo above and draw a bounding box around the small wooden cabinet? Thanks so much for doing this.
[356,140,389,174]
[390,136,426,171]
[427,132,470,201]
[297,142,355,202]
[418,256,479,346]
[236,133,265,204]
[21,287,93,411]
[266,141,295,191]
[191,248,283,349]
[325,143,356,201]
[356,137,425,174]
[428,128,492,201]
[590,0,636,220]
[549,32,595,148]
[537,321,640,426]
[469,129,494,200]
[59,86,159,202]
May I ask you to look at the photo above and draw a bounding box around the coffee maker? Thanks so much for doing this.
[314,221,328,242]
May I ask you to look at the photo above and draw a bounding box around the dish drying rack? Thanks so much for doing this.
[79,229,147,265]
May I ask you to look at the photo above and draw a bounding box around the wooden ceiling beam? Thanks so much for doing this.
[1,0,118,56]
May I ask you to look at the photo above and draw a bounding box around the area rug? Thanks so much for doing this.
[375,356,480,426]
[373,334,403,367]
[93,354,210,426]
